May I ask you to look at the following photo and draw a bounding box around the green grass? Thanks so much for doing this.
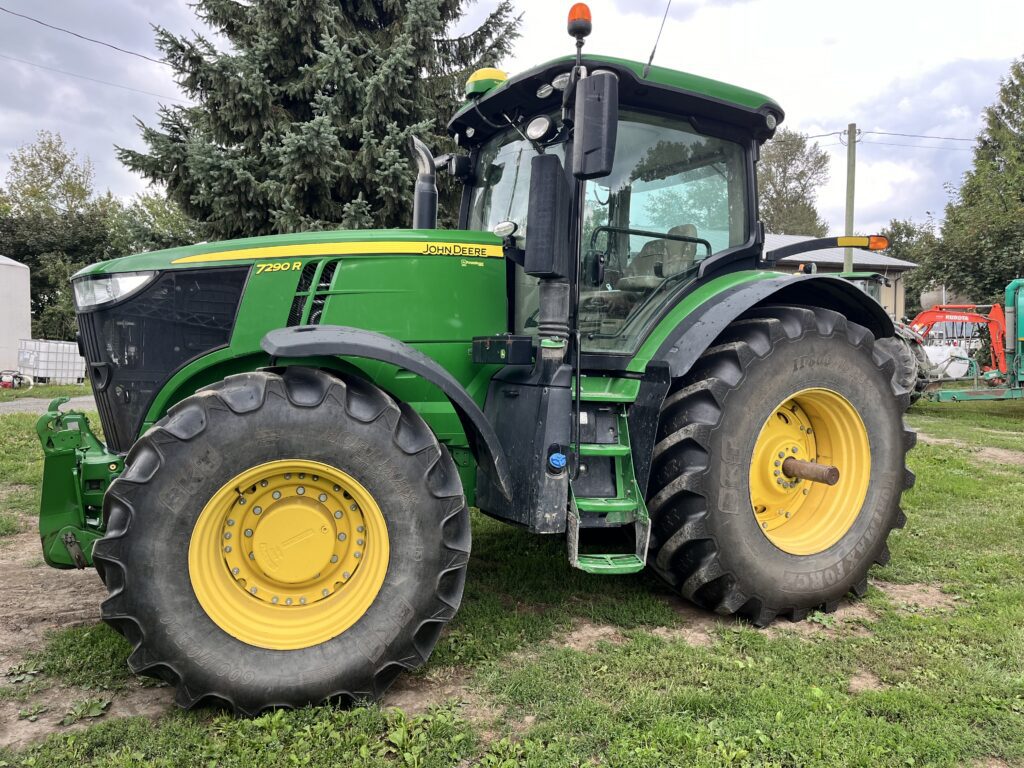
[0,383,89,403]
[1,401,1023,766]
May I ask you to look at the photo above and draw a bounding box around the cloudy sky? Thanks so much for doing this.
[1,0,1021,235]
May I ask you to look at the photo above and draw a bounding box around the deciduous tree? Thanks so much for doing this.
[757,128,830,237]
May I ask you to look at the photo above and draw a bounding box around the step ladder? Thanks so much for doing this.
[567,398,650,575]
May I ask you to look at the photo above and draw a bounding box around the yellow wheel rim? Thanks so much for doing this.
[748,388,870,556]
[189,459,389,650]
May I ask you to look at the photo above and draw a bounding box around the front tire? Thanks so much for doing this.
[93,368,470,714]
[647,306,915,625]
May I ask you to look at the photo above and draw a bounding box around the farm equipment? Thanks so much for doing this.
[34,5,915,713]
[0,370,33,390]
[912,280,1024,401]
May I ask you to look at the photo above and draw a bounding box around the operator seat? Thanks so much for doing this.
[617,224,699,292]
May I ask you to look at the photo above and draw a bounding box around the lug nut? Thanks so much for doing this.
[224,546,232,553]
[297,486,305,495]
[227,519,235,526]
[334,510,342,519]
[774,460,780,467]
[253,506,262,515]
[250,587,257,595]
[331,555,339,563]
[333,485,341,492]
[319,493,328,502]
[272,596,279,604]
[792,447,798,454]
[354,551,362,559]
[285,598,293,605]
[349,504,357,511]
[343,571,351,579]
[224,532,232,539]
[356,525,365,533]
[249,552,255,560]
[261,480,268,487]
[232,567,240,575]
[322,589,330,597]
[238,497,246,505]
[356,539,364,546]
[338,533,346,541]
[272,491,281,500]
[244,529,253,537]
[778,451,785,458]
[299,597,307,605]
[761,522,768,529]
[284,474,291,480]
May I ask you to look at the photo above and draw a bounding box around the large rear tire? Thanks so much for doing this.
[93,367,469,714]
[647,306,915,625]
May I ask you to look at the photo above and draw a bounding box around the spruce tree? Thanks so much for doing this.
[118,0,520,239]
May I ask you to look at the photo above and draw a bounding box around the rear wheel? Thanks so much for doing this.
[648,306,915,625]
[93,367,470,714]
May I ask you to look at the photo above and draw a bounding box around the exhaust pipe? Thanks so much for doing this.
[409,135,437,230]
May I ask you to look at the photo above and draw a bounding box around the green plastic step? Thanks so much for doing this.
[576,553,646,575]
[578,443,631,457]
[576,376,641,402]
[574,497,638,514]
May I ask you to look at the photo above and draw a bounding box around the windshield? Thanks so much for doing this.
[467,109,750,355]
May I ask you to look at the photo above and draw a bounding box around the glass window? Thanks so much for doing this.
[580,110,749,353]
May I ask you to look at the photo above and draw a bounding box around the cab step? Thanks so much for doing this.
[567,492,650,575]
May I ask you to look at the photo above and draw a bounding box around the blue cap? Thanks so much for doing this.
[548,452,567,470]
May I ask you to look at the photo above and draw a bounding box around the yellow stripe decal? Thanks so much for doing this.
[836,236,870,248]
[172,240,504,264]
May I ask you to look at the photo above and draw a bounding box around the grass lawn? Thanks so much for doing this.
[1,399,1022,766]
[0,383,90,403]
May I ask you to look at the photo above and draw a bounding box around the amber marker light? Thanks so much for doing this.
[868,235,890,251]
[568,3,592,38]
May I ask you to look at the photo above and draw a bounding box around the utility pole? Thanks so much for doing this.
[843,122,857,273]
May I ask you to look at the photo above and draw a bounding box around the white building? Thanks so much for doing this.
[0,255,31,370]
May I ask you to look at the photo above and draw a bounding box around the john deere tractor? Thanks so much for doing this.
[35,6,914,714]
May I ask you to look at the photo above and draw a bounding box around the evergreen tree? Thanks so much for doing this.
[757,128,830,237]
[915,57,1024,303]
[119,0,521,239]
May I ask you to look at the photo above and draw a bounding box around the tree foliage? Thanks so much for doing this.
[757,128,830,237]
[119,0,521,239]
[881,217,938,315]
[910,57,1024,303]
[0,133,201,340]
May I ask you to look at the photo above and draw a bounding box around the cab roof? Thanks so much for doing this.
[448,54,784,147]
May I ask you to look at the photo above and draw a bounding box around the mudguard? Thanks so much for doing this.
[261,325,512,499]
[630,273,894,496]
[652,273,894,378]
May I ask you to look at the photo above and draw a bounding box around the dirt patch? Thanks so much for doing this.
[0,681,175,750]
[970,759,1012,768]
[875,581,958,612]
[977,447,1024,466]
[0,523,178,748]
[558,620,626,652]
[767,600,877,640]
[384,667,499,724]
[848,669,886,694]
[915,432,1024,466]
[648,600,724,647]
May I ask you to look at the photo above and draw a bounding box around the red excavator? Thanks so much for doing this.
[910,303,1008,376]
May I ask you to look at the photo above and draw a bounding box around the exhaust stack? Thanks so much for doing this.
[409,135,438,230]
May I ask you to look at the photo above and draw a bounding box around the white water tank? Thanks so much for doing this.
[0,255,31,370]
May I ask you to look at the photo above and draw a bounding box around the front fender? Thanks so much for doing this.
[261,326,511,499]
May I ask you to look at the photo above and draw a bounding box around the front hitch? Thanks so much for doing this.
[36,398,123,568]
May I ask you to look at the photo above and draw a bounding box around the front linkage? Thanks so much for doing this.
[36,398,122,568]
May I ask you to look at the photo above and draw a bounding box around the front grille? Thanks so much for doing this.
[78,267,248,452]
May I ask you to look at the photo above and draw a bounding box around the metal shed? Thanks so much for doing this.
[0,255,31,371]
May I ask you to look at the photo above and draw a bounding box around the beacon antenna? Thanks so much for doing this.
[642,0,673,79]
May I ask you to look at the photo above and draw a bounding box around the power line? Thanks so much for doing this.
[0,52,187,102]
[862,130,974,142]
[859,139,974,151]
[0,5,169,67]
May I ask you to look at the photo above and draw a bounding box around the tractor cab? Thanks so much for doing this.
[448,54,783,362]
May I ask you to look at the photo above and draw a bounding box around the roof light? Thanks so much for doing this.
[551,72,571,91]
[567,3,592,38]
[526,115,555,141]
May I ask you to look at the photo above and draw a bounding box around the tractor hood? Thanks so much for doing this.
[74,229,504,278]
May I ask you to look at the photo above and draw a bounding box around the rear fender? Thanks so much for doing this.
[261,326,512,499]
[630,274,894,495]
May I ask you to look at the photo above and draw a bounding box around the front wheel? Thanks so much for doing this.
[93,368,470,714]
[648,306,915,625]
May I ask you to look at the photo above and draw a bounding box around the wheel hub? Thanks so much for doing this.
[189,459,389,650]
[748,388,871,556]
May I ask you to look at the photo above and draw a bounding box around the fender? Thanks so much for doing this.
[652,273,894,378]
[630,274,894,495]
[261,326,511,499]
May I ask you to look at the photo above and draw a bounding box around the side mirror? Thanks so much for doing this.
[525,154,570,278]
[572,71,618,180]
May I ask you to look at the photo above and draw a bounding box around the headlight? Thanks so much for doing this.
[73,271,157,310]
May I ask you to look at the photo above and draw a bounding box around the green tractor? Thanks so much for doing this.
[35,7,914,714]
